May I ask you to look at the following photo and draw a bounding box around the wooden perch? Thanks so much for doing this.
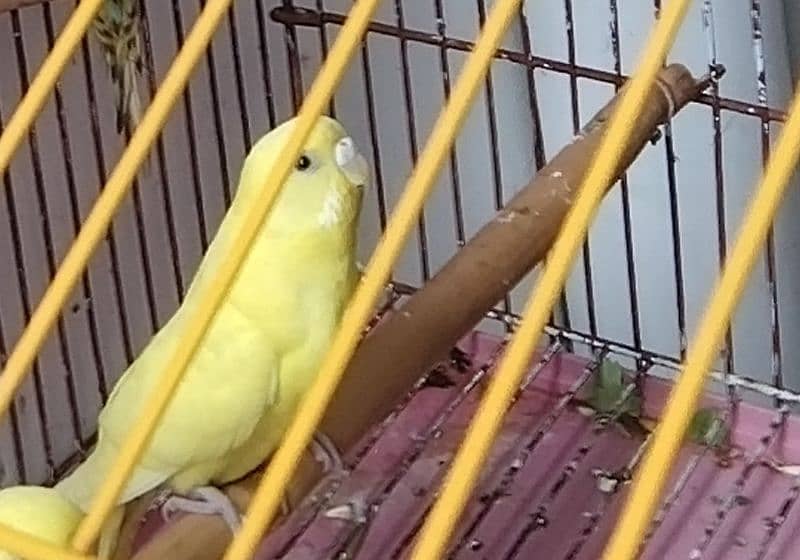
[121,63,711,560]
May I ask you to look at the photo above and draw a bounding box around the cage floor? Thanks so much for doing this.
[132,331,800,559]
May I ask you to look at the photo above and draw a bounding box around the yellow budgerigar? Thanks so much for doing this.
[0,485,83,560]
[56,115,369,558]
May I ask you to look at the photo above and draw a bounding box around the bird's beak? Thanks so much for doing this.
[335,136,369,189]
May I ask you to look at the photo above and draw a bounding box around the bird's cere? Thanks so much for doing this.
[335,136,369,187]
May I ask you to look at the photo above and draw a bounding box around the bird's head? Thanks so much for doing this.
[238,115,369,235]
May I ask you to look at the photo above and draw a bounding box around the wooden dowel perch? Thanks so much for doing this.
[121,62,711,560]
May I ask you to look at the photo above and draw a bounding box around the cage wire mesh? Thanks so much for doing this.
[1,0,800,551]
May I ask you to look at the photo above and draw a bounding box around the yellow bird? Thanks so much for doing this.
[55,116,369,558]
[0,485,83,560]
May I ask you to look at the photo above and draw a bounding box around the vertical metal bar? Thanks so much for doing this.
[12,6,91,454]
[702,0,735,376]
[254,0,277,127]
[76,0,135,365]
[609,0,643,351]
[138,0,185,302]
[517,1,572,337]
[750,0,783,397]
[0,313,26,482]
[414,0,690,554]
[563,0,598,337]
[41,2,108,406]
[282,0,304,112]
[360,38,390,230]
[0,0,103,180]
[226,4,253,150]
[315,0,336,118]
[395,0,431,282]
[433,0,467,248]
[192,0,233,206]
[476,0,513,325]
[654,0,688,361]
[165,0,211,250]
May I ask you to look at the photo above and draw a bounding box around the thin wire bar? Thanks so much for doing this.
[394,0,431,282]
[0,524,91,560]
[272,5,786,125]
[476,0,513,326]
[0,334,25,485]
[281,0,304,112]
[137,0,186,305]
[194,0,233,206]
[164,0,211,250]
[337,338,520,559]
[389,279,800,404]
[702,0,736,378]
[0,103,56,475]
[254,0,278,128]
[563,0,598,339]
[750,0,783,398]
[80,3,381,552]
[448,348,602,557]
[602,69,800,560]
[0,0,235,424]
[9,7,83,462]
[390,342,567,559]
[610,0,643,351]
[223,2,521,557]
[7,0,241,551]
[359,38,390,231]
[411,1,691,556]
[314,0,336,118]
[41,2,108,405]
[0,0,103,179]
[432,0,467,248]
[76,0,135,365]
[654,0,688,360]
[516,3,572,337]
[226,5,253,150]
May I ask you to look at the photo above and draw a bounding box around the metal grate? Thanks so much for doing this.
[0,0,798,525]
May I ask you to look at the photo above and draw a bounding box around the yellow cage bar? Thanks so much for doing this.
[3,1,799,559]
[409,0,691,557]
[0,0,238,555]
[221,0,525,557]
[0,0,103,179]
[602,71,800,560]
[70,0,384,552]
[0,524,92,560]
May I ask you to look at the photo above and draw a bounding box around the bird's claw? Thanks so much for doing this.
[160,486,242,534]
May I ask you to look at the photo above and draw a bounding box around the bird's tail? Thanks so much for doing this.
[93,0,153,174]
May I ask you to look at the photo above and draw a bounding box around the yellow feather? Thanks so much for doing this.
[0,485,83,560]
[55,116,367,553]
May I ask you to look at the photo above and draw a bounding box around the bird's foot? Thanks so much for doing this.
[311,431,345,475]
[160,486,241,533]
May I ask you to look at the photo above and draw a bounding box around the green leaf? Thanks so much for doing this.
[585,359,642,417]
[687,407,728,448]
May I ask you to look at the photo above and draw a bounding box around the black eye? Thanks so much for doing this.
[295,155,312,171]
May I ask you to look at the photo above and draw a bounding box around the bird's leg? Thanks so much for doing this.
[161,486,241,533]
[311,431,345,475]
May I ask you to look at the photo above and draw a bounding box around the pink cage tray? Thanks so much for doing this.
[129,331,800,559]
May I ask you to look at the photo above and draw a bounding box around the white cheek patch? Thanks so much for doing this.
[318,189,344,228]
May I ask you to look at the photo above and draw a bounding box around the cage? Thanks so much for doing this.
[1,0,800,559]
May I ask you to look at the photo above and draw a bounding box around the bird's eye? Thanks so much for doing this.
[295,155,312,171]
